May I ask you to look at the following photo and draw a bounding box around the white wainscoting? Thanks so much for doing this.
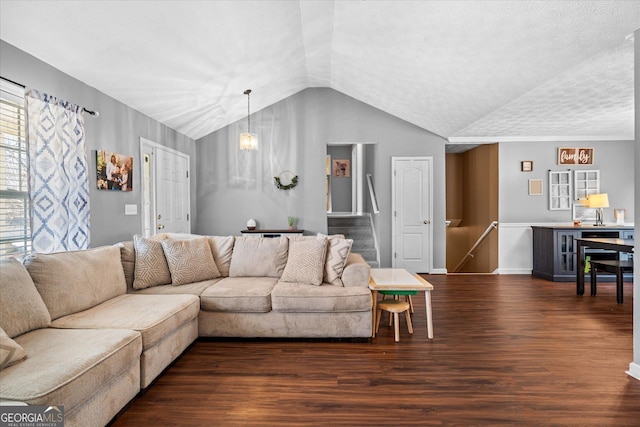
[497,222,568,274]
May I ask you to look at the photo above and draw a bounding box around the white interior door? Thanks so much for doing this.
[140,138,190,236]
[392,157,433,272]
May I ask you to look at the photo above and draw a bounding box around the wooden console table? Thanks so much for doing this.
[240,229,304,238]
[532,225,634,281]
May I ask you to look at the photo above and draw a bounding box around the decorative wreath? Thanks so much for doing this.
[274,171,299,190]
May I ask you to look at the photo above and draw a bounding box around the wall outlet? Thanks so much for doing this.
[125,204,138,216]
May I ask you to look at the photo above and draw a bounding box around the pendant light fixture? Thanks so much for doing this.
[239,89,258,151]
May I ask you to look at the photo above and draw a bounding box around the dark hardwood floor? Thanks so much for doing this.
[112,275,640,426]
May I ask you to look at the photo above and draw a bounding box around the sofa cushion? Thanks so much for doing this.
[0,328,141,413]
[116,240,136,290]
[207,236,235,277]
[50,294,199,350]
[229,237,288,278]
[133,234,172,289]
[161,237,221,285]
[130,278,221,296]
[200,277,278,313]
[0,327,27,369]
[0,259,51,337]
[280,238,328,286]
[321,234,353,286]
[271,281,372,313]
[24,246,126,321]
[341,253,371,288]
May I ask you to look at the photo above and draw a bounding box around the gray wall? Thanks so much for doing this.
[195,88,448,269]
[327,145,353,212]
[0,41,197,246]
[499,140,635,223]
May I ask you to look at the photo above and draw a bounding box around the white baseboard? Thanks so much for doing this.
[627,362,640,381]
[430,268,447,274]
[496,268,532,275]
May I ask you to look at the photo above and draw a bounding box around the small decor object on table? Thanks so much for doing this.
[274,171,298,190]
[246,219,257,230]
[287,216,297,230]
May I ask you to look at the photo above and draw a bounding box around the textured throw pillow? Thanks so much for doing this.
[133,234,172,289]
[280,238,328,286]
[0,327,27,370]
[322,235,353,286]
[161,237,221,286]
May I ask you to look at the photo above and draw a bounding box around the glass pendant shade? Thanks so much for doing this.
[239,89,258,151]
[239,132,258,151]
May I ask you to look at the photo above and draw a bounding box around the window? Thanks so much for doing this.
[0,79,30,259]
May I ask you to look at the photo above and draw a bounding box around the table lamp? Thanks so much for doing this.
[588,193,609,226]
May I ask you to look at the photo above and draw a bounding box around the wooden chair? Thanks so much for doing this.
[375,299,413,342]
[589,259,634,304]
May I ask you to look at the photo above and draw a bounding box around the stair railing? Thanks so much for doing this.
[453,221,498,272]
[366,174,380,214]
[366,212,381,267]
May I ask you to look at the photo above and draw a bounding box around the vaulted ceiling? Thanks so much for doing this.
[1,1,638,142]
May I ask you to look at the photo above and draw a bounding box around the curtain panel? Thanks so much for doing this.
[25,89,90,253]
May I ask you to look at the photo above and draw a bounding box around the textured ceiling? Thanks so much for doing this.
[1,0,638,142]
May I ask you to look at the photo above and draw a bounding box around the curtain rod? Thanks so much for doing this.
[1,75,99,117]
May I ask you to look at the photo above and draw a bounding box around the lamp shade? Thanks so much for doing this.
[239,132,258,151]
[588,193,609,208]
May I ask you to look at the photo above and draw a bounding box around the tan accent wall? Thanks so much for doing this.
[446,144,499,273]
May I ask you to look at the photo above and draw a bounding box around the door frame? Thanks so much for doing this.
[139,137,191,236]
[391,156,434,272]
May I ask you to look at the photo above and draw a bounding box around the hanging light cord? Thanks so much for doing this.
[244,89,251,133]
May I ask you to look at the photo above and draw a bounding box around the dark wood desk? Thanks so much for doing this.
[576,238,634,296]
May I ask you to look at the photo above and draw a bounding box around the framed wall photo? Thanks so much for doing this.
[521,161,533,172]
[528,179,543,196]
[572,203,597,222]
[97,150,133,192]
[333,159,350,177]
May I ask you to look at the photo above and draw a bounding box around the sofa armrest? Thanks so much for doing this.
[341,253,371,288]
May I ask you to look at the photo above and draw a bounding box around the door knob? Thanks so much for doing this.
[423,220,430,224]
[157,224,165,230]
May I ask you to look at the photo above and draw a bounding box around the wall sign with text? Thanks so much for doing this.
[557,147,594,165]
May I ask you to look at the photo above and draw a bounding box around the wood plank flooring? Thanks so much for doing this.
[111,275,640,426]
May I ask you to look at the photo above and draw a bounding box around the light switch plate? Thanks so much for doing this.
[125,204,137,216]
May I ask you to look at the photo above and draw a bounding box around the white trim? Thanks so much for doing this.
[626,362,640,381]
[448,135,633,143]
[139,137,191,236]
[495,268,533,275]
[430,268,447,274]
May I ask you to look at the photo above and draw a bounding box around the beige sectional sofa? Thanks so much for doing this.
[0,232,371,426]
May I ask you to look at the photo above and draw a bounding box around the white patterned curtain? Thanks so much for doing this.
[26,89,90,252]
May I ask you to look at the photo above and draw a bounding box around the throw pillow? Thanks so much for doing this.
[280,238,328,286]
[133,234,172,289]
[229,237,289,278]
[161,237,221,286]
[207,236,235,277]
[322,235,353,286]
[0,327,27,370]
[0,258,51,338]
